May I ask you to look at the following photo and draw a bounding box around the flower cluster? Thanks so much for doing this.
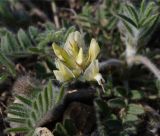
[52,31,104,85]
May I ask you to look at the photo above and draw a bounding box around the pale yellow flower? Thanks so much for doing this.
[52,43,77,69]
[83,60,104,85]
[52,31,104,85]
[53,60,75,82]
[64,31,85,57]
[87,39,100,63]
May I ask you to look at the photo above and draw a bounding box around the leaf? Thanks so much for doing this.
[17,29,32,50]
[5,127,29,133]
[107,98,126,109]
[6,81,60,135]
[28,47,44,54]
[7,109,29,118]
[0,74,8,84]
[94,99,108,136]
[140,15,159,40]
[113,87,128,97]
[143,2,155,18]
[6,117,27,123]
[94,99,110,116]
[130,90,144,100]
[127,104,144,115]
[125,4,139,25]
[0,53,16,77]
[54,123,69,136]
[16,95,32,106]
[56,83,65,104]
[141,14,159,27]
[64,119,77,136]
[117,14,137,28]
[1,32,19,53]
[28,26,38,40]
[124,114,138,122]
[140,0,146,15]
[8,103,27,112]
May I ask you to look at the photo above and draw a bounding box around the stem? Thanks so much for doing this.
[100,83,105,93]
[99,59,123,71]
[127,55,160,80]
[51,1,60,29]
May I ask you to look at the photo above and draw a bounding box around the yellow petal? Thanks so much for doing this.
[76,48,83,65]
[74,31,85,48]
[88,39,100,63]
[54,60,75,82]
[72,69,81,77]
[53,70,66,82]
[64,31,85,57]
[83,60,104,85]
[52,43,69,61]
[52,43,76,68]
[83,60,99,81]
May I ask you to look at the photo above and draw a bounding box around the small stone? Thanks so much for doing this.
[33,127,53,136]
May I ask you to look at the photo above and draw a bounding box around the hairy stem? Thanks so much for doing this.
[51,1,60,29]
[127,55,160,80]
[99,59,123,71]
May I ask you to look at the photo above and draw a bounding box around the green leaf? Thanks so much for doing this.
[114,87,128,97]
[7,117,26,123]
[125,4,139,25]
[54,123,69,136]
[130,90,144,100]
[140,15,159,40]
[0,74,8,84]
[108,98,126,109]
[56,83,65,104]
[64,119,77,136]
[28,47,44,54]
[117,14,137,28]
[30,111,37,124]
[141,14,159,27]
[17,29,32,50]
[5,127,29,133]
[1,32,19,53]
[124,114,138,122]
[0,53,16,77]
[123,21,133,35]
[127,104,144,115]
[143,2,155,18]
[28,26,38,40]
[94,99,110,115]
[7,109,29,118]
[140,0,146,15]
[8,103,27,114]
[16,95,32,106]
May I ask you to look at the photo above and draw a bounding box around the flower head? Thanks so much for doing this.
[52,31,104,85]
